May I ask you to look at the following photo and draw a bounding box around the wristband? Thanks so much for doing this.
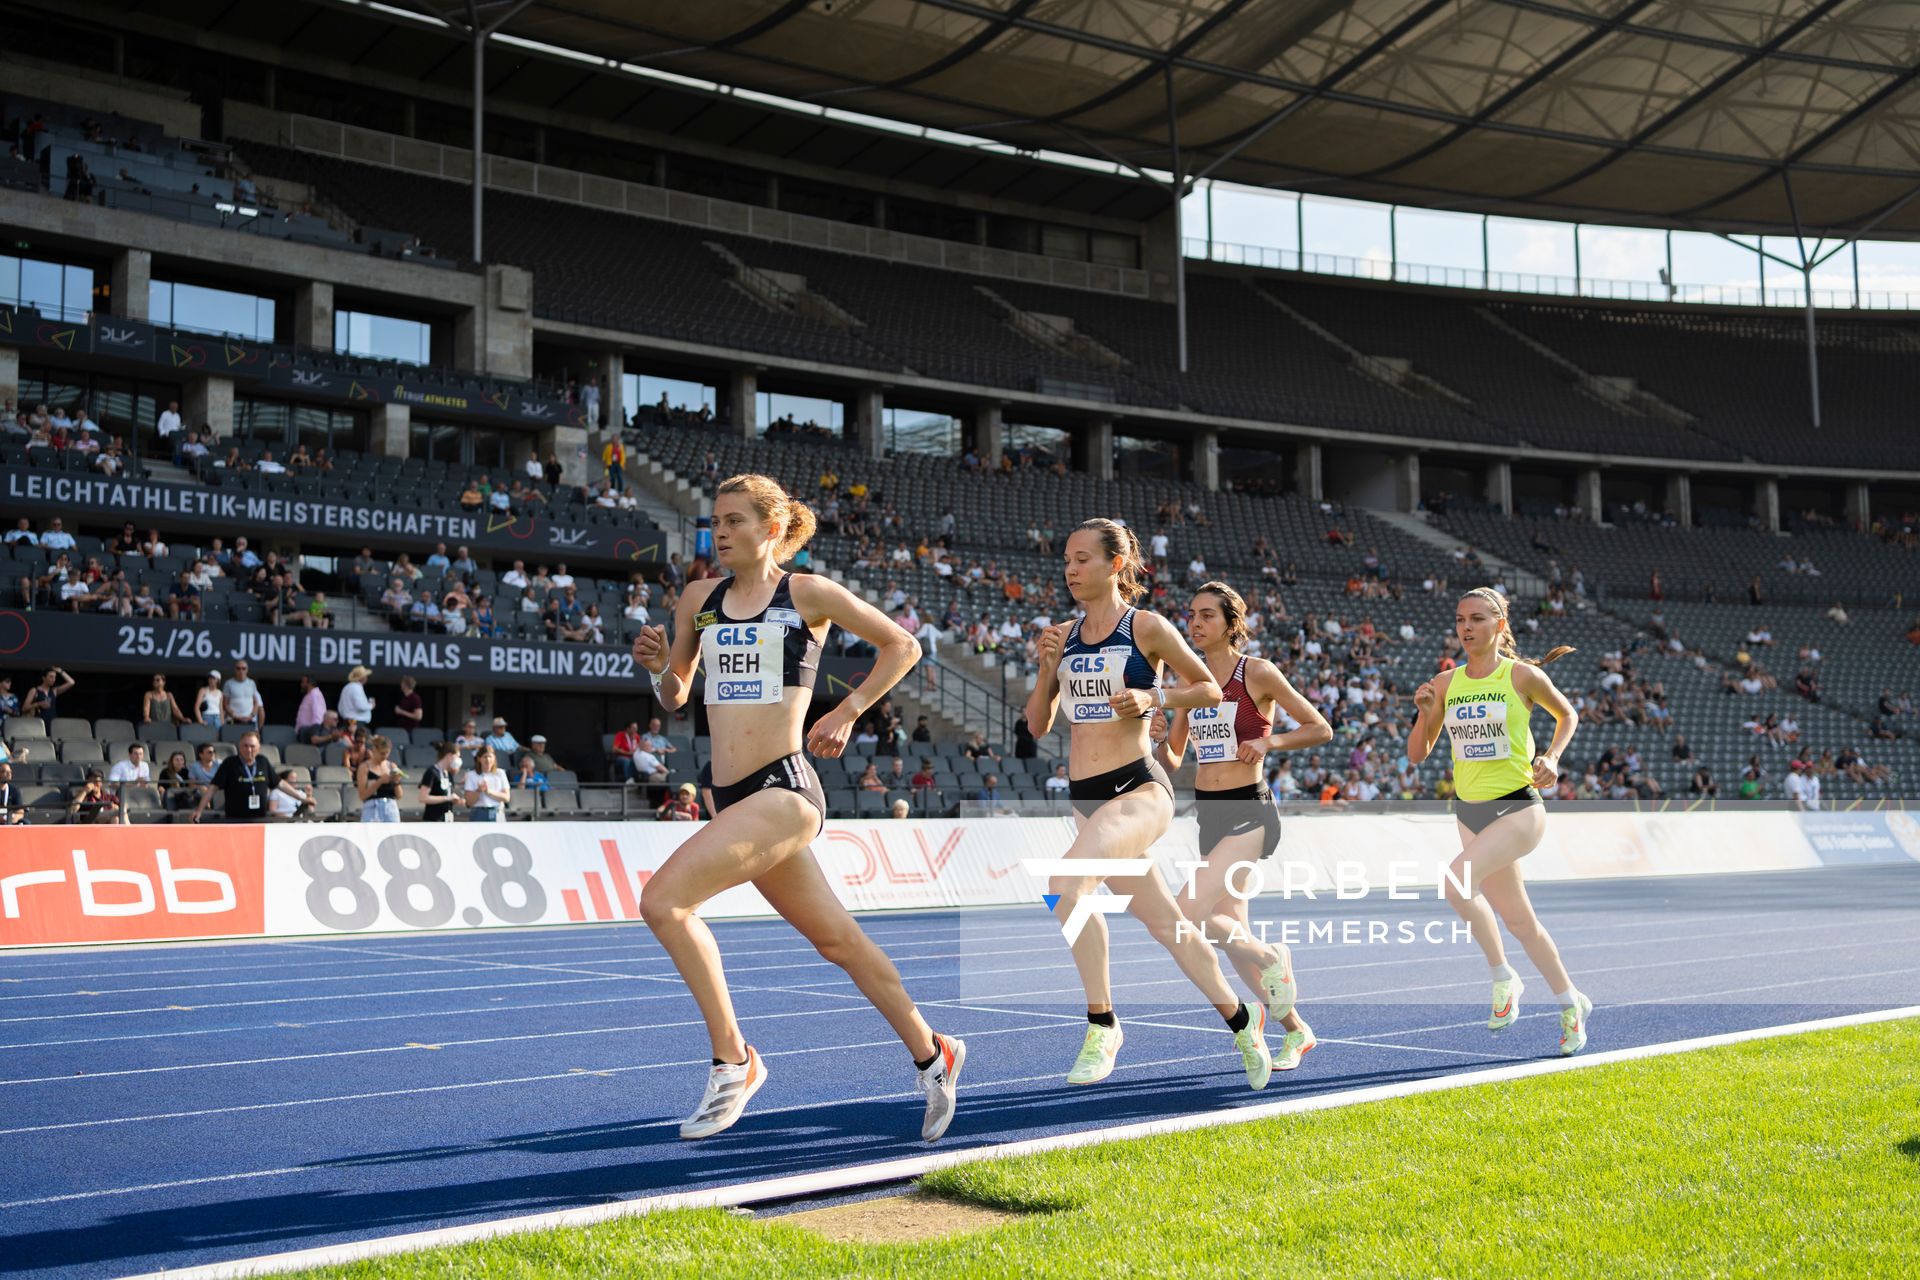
[649,668,668,693]
[1153,686,1167,710]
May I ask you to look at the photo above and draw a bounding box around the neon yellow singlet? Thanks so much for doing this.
[1442,657,1536,802]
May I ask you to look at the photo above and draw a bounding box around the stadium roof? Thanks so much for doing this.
[144,0,1920,236]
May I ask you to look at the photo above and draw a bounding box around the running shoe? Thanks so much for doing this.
[679,1046,767,1140]
[916,1033,966,1142]
[1275,1019,1317,1071]
[1066,1020,1124,1085]
[1489,974,1525,1032]
[1233,1002,1272,1090]
[1259,944,1297,1023]
[1558,991,1594,1057]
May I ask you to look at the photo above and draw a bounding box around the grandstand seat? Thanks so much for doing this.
[49,717,93,740]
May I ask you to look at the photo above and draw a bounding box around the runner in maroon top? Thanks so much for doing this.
[1153,582,1333,1070]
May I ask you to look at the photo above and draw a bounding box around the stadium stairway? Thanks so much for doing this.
[1369,508,1548,597]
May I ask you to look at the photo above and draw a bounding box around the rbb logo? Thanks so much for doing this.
[0,829,266,947]
[715,625,759,646]
[1065,655,1105,674]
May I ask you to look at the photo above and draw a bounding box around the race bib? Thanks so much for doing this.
[701,623,783,705]
[1189,701,1239,764]
[1060,651,1122,723]
[1446,697,1510,761]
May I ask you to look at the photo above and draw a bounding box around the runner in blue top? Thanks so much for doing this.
[1026,518,1273,1091]
[633,473,965,1143]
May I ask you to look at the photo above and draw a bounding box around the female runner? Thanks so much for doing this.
[634,474,964,1141]
[1150,582,1332,1070]
[1026,520,1272,1089]
[1408,587,1592,1054]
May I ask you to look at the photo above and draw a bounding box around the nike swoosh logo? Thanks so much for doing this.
[1492,998,1514,1017]
[1113,781,1128,792]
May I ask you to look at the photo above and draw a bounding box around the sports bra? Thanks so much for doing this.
[696,574,822,706]
[1058,607,1157,725]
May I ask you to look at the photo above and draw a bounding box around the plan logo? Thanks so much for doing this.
[1019,859,1150,943]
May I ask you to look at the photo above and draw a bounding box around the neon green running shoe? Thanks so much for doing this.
[1258,944,1297,1024]
[1558,991,1594,1056]
[1275,1019,1317,1071]
[1489,975,1524,1031]
[1233,1002,1272,1090]
[1066,1020,1123,1085]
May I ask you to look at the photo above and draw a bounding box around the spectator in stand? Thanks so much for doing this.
[1783,760,1821,811]
[857,762,887,793]
[156,399,182,442]
[630,740,668,786]
[657,781,702,821]
[611,720,644,781]
[514,753,549,793]
[190,731,273,823]
[0,762,23,825]
[463,745,510,821]
[419,742,462,822]
[307,710,350,751]
[393,676,425,735]
[639,717,675,758]
[355,735,404,823]
[187,742,219,788]
[974,773,1013,815]
[108,743,151,786]
[523,734,563,775]
[293,676,326,742]
[458,480,484,513]
[157,751,195,810]
[267,770,315,822]
[454,720,484,753]
[3,518,35,547]
[602,434,625,491]
[222,661,263,727]
[194,671,225,725]
[23,666,74,728]
[338,665,375,729]
[963,730,1001,765]
[69,770,122,825]
[141,673,187,728]
[484,716,521,757]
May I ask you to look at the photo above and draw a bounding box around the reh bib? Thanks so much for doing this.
[1189,701,1239,764]
[702,622,784,705]
[1446,697,1511,761]
[1060,648,1127,723]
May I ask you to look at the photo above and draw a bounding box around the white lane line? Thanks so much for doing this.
[103,1005,1920,1280]
[0,1017,1080,1139]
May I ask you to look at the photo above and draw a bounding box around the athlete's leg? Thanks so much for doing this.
[1478,860,1574,996]
[752,831,938,1060]
[1179,831,1279,987]
[1443,812,1545,968]
[639,788,817,1061]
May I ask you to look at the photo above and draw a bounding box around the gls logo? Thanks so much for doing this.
[1065,655,1106,674]
[714,625,761,645]
[1454,703,1489,719]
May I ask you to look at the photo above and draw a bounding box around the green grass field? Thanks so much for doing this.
[293,1018,1920,1279]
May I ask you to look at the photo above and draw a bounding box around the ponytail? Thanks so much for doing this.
[1076,517,1146,603]
[1466,587,1576,666]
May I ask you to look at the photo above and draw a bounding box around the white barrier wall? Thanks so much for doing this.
[3,810,1915,949]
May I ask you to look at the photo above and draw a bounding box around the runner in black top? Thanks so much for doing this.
[632,473,965,1143]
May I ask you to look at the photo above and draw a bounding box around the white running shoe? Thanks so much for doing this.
[1067,1020,1123,1085]
[1558,991,1594,1057]
[1259,944,1298,1024]
[916,1034,966,1142]
[679,1046,767,1140]
[1233,1002,1272,1090]
[1489,975,1525,1032]
[1275,1019,1317,1071]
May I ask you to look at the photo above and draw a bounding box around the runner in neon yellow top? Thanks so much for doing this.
[1408,587,1594,1056]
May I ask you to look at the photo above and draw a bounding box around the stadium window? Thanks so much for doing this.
[1040,224,1091,263]
[1090,232,1137,269]
[759,392,843,438]
[666,155,770,206]
[151,280,276,342]
[988,220,1043,256]
[890,199,977,245]
[884,408,960,456]
[335,310,433,365]
[628,373,716,419]
[1005,422,1070,467]
[1,254,97,322]
[16,367,169,439]
[1486,218,1578,293]
[1392,208,1487,286]
[469,428,509,470]
[1115,435,1178,479]
[778,177,878,226]
[409,421,465,464]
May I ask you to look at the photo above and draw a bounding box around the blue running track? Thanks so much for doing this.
[3,863,1918,1279]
